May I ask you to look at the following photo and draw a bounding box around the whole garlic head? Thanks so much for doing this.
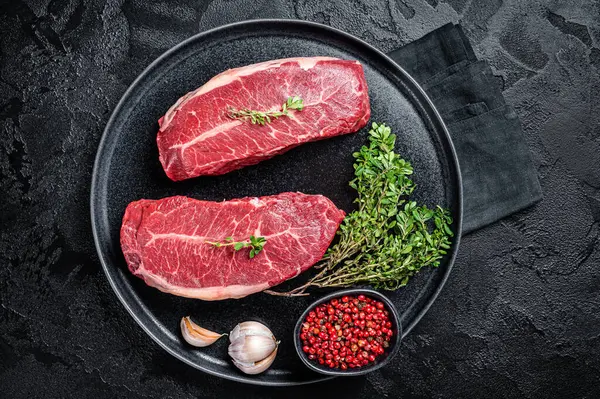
[228,321,278,375]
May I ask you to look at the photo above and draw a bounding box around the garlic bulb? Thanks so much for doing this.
[180,316,225,347]
[228,321,278,374]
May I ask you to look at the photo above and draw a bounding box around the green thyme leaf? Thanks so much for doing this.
[234,242,245,251]
[228,96,304,125]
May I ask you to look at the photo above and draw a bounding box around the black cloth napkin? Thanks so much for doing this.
[388,23,542,233]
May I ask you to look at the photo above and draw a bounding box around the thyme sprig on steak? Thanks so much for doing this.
[207,235,267,259]
[228,96,304,125]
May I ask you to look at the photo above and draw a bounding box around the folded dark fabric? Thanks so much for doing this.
[446,106,542,232]
[444,102,489,123]
[424,61,506,119]
[388,23,477,83]
[387,23,542,233]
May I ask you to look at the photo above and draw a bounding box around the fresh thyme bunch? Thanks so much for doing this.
[267,122,453,296]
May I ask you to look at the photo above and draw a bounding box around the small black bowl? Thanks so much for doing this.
[293,288,402,376]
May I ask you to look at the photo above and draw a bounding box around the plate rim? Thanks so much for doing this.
[90,18,463,386]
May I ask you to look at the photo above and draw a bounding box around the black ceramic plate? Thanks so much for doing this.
[91,19,462,386]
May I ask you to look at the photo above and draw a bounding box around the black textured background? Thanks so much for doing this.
[1,0,599,398]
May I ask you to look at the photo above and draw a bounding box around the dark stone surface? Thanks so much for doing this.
[1,0,599,397]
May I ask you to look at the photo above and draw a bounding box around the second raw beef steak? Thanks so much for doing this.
[120,193,345,300]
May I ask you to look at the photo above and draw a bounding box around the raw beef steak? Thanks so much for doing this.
[157,57,370,181]
[120,193,345,300]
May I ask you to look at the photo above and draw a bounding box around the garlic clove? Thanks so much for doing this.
[232,346,278,375]
[229,321,274,343]
[228,334,277,363]
[180,316,225,347]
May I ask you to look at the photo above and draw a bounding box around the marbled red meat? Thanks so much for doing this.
[120,193,345,300]
[157,57,370,181]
